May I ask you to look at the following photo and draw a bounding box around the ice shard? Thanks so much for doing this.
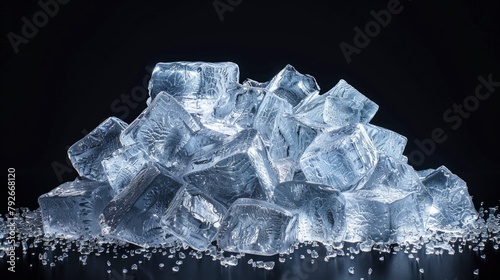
[217,198,297,255]
[68,117,127,182]
[38,178,114,239]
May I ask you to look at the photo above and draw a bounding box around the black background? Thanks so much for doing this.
[1,0,500,279]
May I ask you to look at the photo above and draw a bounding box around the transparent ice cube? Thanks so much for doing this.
[38,178,114,239]
[68,117,127,182]
[361,123,407,159]
[253,92,293,145]
[300,124,378,191]
[99,163,182,247]
[217,198,297,255]
[161,185,227,251]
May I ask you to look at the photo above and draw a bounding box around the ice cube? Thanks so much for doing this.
[68,117,127,182]
[183,129,278,206]
[120,92,201,174]
[265,64,319,107]
[361,123,407,159]
[323,79,378,126]
[348,153,424,204]
[273,181,346,244]
[207,82,265,134]
[390,193,426,243]
[421,166,478,233]
[217,198,297,255]
[99,163,182,247]
[148,62,239,114]
[253,92,293,145]
[242,78,270,88]
[300,124,378,191]
[161,185,227,251]
[101,143,151,194]
[38,178,114,239]
[343,193,390,243]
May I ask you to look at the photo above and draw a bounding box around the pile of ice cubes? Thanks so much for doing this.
[38,62,479,256]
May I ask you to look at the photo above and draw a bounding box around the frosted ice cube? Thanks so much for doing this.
[120,92,201,174]
[183,129,278,206]
[38,178,114,239]
[68,117,127,182]
[300,124,378,191]
[390,193,426,243]
[323,79,378,126]
[273,181,346,244]
[207,82,265,134]
[253,92,293,145]
[265,64,319,107]
[421,166,478,233]
[217,198,297,255]
[292,90,331,130]
[148,62,239,114]
[269,113,317,168]
[101,143,151,194]
[99,163,182,247]
[349,154,424,204]
[161,185,227,251]
[343,193,390,243]
[361,123,407,159]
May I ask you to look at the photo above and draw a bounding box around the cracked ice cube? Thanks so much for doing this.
[217,198,297,256]
[101,143,151,194]
[361,123,407,159]
[120,92,201,174]
[273,181,346,244]
[421,166,478,233]
[183,129,278,206]
[348,153,425,204]
[343,193,390,243]
[161,185,227,251]
[323,79,378,126]
[99,163,182,247]
[253,92,293,145]
[68,117,127,182]
[38,178,113,239]
[265,64,319,107]
[148,62,239,114]
[206,82,265,135]
[300,124,378,191]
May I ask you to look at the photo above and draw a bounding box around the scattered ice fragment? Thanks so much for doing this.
[217,198,297,256]
[148,61,240,114]
[184,129,278,206]
[99,163,182,247]
[273,181,346,244]
[38,178,113,239]
[300,124,378,191]
[348,267,355,274]
[473,268,479,276]
[68,117,127,182]
[161,185,227,251]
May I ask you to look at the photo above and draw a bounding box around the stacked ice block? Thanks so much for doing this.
[38,61,478,255]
